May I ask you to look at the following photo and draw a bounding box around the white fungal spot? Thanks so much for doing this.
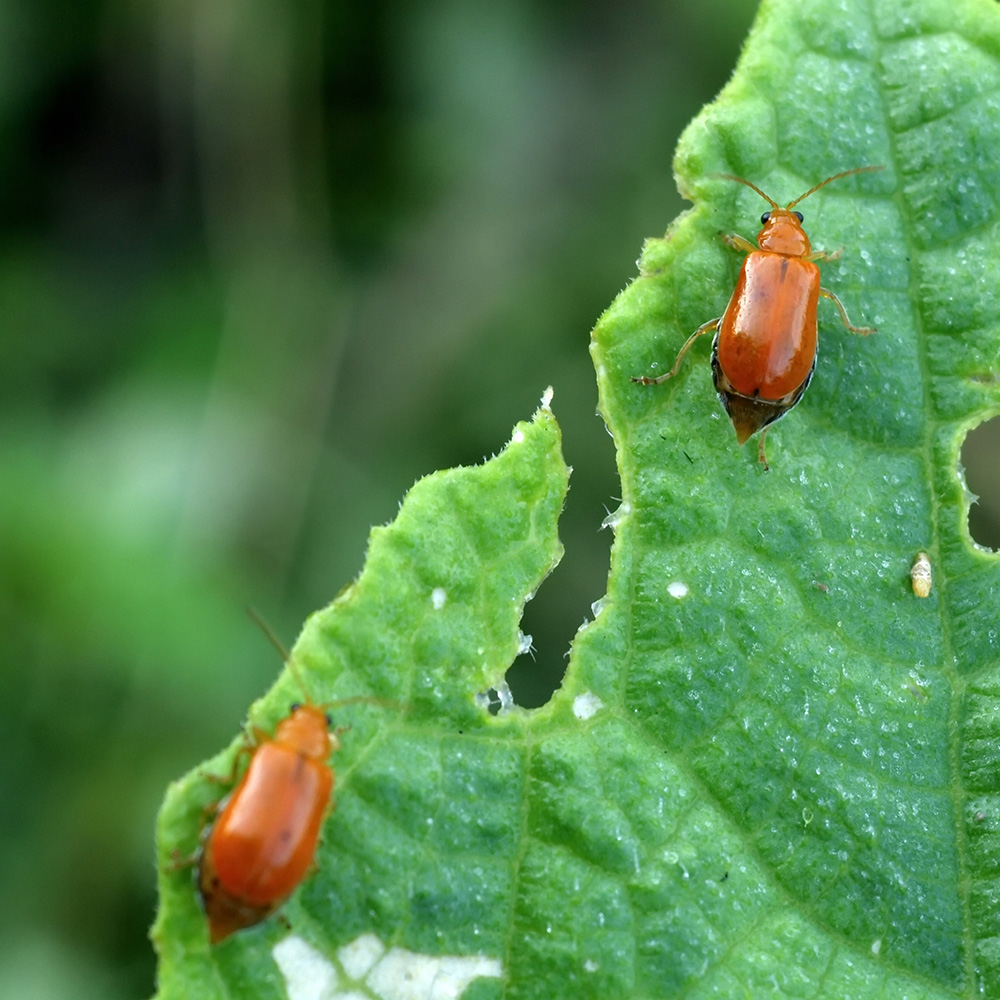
[431,587,447,610]
[667,581,688,599]
[583,959,599,973]
[573,692,604,720]
[275,934,503,1000]
[871,938,882,956]
[511,429,525,444]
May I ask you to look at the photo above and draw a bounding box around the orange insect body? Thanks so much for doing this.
[634,167,882,468]
[717,241,819,400]
[198,703,337,943]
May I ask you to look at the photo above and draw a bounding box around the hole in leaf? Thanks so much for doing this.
[962,416,1000,549]
[506,495,615,708]
[476,684,511,716]
[504,391,618,709]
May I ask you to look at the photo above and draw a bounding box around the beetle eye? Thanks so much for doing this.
[760,211,771,224]
[290,701,301,712]
[794,211,804,222]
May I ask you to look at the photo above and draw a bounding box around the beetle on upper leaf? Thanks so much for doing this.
[633,166,883,469]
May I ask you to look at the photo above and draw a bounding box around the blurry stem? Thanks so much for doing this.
[159,0,346,590]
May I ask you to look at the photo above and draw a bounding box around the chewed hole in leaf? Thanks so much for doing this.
[476,682,513,715]
[962,415,1000,549]
[506,507,619,709]
[506,590,567,708]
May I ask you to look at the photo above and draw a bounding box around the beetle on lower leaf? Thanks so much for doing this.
[196,697,342,943]
[633,166,883,470]
[188,613,389,944]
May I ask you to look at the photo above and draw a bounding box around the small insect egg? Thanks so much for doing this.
[910,551,932,598]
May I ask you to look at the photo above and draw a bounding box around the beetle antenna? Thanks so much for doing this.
[786,165,884,209]
[715,174,781,210]
[247,606,291,660]
[246,606,313,701]
[318,694,407,714]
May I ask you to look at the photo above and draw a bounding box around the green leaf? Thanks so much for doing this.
[153,0,1000,997]
[591,0,1000,995]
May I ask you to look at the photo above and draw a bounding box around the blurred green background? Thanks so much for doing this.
[2,0,998,997]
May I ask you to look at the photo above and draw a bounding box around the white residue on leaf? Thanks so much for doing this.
[871,938,882,956]
[573,691,604,720]
[667,581,688,599]
[516,631,533,656]
[273,935,339,1000]
[540,386,554,410]
[601,501,631,531]
[431,587,447,610]
[511,428,525,444]
[275,934,502,1000]
[495,680,514,713]
[368,946,502,1000]
[338,933,385,979]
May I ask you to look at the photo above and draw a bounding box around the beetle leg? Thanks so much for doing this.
[806,246,843,262]
[329,724,350,755]
[168,846,199,871]
[756,430,771,471]
[632,318,720,385]
[721,233,757,254]
[819,287,876,335]
[200,729,260,790]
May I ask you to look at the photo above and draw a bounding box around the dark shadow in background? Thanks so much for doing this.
[964,416,1000,550]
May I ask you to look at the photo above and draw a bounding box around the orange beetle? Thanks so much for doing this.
[633,166,883,468]
[197,697,340,943]
[194,613,367,944]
